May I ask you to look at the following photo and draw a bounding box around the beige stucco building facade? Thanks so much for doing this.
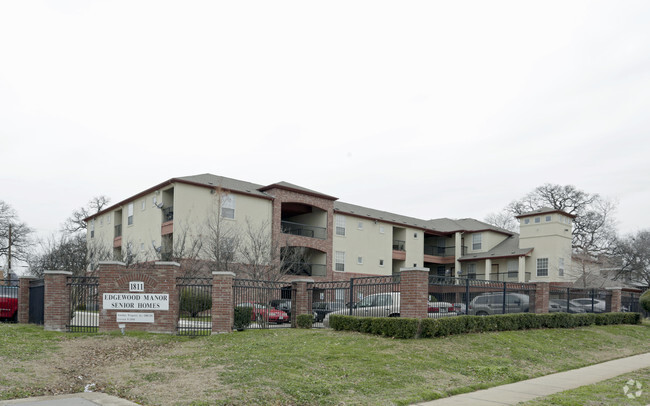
[86,174,575,283]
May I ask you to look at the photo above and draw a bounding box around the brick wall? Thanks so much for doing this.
[98,261,180,334]
[212,272,234,333]
[43,271,72,332]
[291,279,313,327]
[400,268,429,319]
[18,277,34,324]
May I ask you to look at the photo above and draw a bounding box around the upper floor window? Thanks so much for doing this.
[357,256,363,265]
[357,221,363,230]
[141,200,146,211]
[466,263,476,279]
[107,214,111,224]
[413,232,418,239]
[472,233,482,250]
[90,220,95,238]
[524,218,530,224]
[335,215,346,236]
[221,194,235,219]
[537,258,549,277]
[558,257,565,276]
[127,203,134,225]
[335,251,345,272]
[534,217,541,223]
[545,215,552,222]
[507,259,518,278]
[379,225,385,234]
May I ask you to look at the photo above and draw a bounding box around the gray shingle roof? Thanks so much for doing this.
[260,181,337,200]
[175,173,269,197]
[459,235,532,261]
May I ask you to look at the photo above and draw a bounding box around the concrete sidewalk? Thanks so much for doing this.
[416,352,650,405]
[0,392,138,406]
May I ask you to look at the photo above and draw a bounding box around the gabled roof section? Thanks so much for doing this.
[334,201,445,233]
[458,235,533,262]
[515,206,577,219]
[259,181,338,201]
[175,173,269,198]
[426,218,514,236]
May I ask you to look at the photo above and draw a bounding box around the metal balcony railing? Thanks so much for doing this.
[392,240,406,251]
[114,224,122,238]
[281,221,326,240]
[284,262,327,277]
[423,245,468,257]
[491,272,532,282]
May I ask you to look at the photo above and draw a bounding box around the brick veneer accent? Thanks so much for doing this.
[98,261,180,334]
[291,279,314,327]
[264,187,334,280]
[212,272,235,333]
[44,271,72,332]
[18,277,36,324]
[609,288,622,312]
[533,282,549,313]
[400,268,429,319]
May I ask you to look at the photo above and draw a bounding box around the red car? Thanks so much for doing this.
[0,287,18,322]
[236,302,289,324]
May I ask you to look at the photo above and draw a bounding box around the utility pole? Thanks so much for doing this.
[7,223,12,272]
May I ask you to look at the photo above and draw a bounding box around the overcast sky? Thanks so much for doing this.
[2,1,650,254]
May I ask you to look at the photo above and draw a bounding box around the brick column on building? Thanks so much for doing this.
[400,267,429,319]
[608,288,622,312]
[18,276,36,324]
[43,271,73,332]
[291,279,314,327]
[212,272,235,334]
[533,282,549,314]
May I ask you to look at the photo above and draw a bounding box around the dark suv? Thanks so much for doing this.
[312,301,346,322]
[468,292,529,315]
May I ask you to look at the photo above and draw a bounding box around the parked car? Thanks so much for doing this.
[312,301,346,322]
[269,299,292,318]
[569,298,607,313]
[468,292,530,316]
[0,287,18,322]
[427,301,456,318]
[235,302,289,324]
[453,302,467,315]
[549,299,585,313]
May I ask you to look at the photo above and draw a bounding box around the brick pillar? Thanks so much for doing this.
[212,272,235,334]
[18,277,35,324]
[400,267,429,319]
[609,288,621,312]
[291,279,313,327]
[533,282,549,314]
[44,271,72,332]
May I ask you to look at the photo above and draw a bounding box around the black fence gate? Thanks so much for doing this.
[308,280,350,327]
[29,279,44,325]
[177,277,212,336]
[67,276,99,333]
[233,279,292,329]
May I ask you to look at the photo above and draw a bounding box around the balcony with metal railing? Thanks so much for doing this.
[392,240,406,251]
[281,221,327,240]
[283,262,327,277]
[113,224,122,248]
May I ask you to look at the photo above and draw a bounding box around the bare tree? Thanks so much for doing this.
[26,234,110,277]
[484,211,518,233]
[612,230,650,288]
[62,195,111,234]
[151,222,206,277]
[0,201,32,269]
[202,196,241,275]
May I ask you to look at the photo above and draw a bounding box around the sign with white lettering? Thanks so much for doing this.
[116,312,154,323]
[103,293,169,310]
[129,281,144,292]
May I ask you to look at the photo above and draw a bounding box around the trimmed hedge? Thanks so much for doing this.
[328,312,642,339]
[234,306,253,331]
[640,290,650,313]
[297,314,314,328]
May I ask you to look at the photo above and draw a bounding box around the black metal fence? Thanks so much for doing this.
[177,277,212,336]
[621,291,642,313]
[67,276,99,332]
[29,279,44,325]
[233,279,292,329]
[309,280,350,327]
[0,280,19,323]
[549,288,612,313]
[428,276,535,316]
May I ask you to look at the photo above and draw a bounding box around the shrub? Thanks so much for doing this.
[180,288,212,318]
[297,314,314,328]
[640,290,650,313]
[234,306,252,331]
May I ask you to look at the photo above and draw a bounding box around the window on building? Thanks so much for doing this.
[152,195,158,207]
[379,259,384,267]
[537,258,549,277]
[357,221,363,230]
[534,217,541,223]
[413,232,418,239]
[127,203,134,225]
[357,256,363,265]
[107,214,111,224]
[379,225,385,234]
[472,233,482,250]
[221,194,235,219]
[467,263,476,279]
[524,218,530,224]
[335,215,346,236]
[140,242,145,251]
[335,251,345,272]
[507,259,518,278]
[99,217,103,226]
[141,200,146,211]
[90,220,95,238]
[437,266,446,276]
[545,215,552,222]
[558,257,565,276]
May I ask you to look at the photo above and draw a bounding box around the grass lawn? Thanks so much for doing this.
[523,367,650,405]
[0,321,649,405]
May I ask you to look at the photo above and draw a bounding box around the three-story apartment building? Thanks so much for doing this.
[86,174,575,283]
